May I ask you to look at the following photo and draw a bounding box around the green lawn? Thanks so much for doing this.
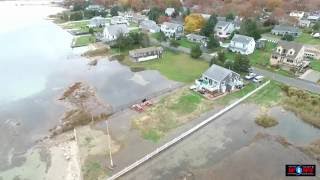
[247,81,283,106]
[310,60,320,72]
[73,35,96,47]
[214,83,256,105]
[62,20,89,29]
[177,38,199,49]
[295,32,320,46]
[224,42,275,67]
[120,51,209,83]
[169,92,202,114]
[249,42,276,66]
[224,42,295,77]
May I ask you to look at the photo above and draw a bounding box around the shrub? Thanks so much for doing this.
[255,114,278,128]
[190,45,202,58]
[69,11,83,21]
[281,34,294,41]
[170,39,180,47]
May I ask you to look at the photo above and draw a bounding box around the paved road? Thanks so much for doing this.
[253,68,320,94]
[150,37,320,94]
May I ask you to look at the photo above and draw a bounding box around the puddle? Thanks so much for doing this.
[268,106,320,145]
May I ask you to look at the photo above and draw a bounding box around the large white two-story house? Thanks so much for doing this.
[195,64,243,93]
[110,16,129,25]
[228,34,255,55]
[103,24,129,42]
[214,20,235,39]
[289,11,305,19]
[160,22,184,38]
[270,41,305,68]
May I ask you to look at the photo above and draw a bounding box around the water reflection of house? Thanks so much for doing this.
[129,46,164,62]
[195,64,243,93]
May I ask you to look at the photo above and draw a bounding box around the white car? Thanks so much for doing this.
[252,75,264,83]
[245,73,256,80]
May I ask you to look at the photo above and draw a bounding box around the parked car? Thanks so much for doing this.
[245,73,257,80]
[252,75,264,83]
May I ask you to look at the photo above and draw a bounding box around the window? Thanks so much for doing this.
[289,49,295,55]
[277,48,282,53]
[287,59,294,63]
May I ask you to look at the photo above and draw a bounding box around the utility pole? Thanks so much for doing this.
[106,120,114,168]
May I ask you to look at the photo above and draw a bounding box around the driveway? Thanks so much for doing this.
[299,69,320,83]
[253,68,320,94]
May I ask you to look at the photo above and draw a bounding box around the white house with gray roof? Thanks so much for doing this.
[214,20,235,39]
[165,8,175,16]
[139,20,160,33]
[88,16,106,28]
[110,16,129,25]
[195,64,242,93]
[228,34,255,55]
[271,25,301,37]
[103,24,129,42]
[160,22,184,38]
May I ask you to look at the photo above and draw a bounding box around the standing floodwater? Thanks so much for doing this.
[0,1,178,173]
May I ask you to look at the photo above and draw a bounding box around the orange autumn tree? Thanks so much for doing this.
[184,13,205,33]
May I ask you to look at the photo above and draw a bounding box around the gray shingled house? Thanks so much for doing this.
[103,24,129,42]
[139,20,160,33]
[195,64,242,93]
[271,25,301,37]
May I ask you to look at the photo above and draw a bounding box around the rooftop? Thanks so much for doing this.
[231,34,254,44]
[129,46,163,55]
[272,25,300,33]
[104,24,129,35]
[203,64,235,82]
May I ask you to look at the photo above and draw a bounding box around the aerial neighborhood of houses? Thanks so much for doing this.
[45,2,320,179]
[60,3,320,96]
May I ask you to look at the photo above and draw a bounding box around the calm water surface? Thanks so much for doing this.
[0,2,177,171]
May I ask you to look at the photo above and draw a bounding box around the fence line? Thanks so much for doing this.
[107,80,271,180]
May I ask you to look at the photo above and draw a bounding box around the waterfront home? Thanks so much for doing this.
[228,34,255,55]
[214,20,235,39]
[103,24,129,42]
[139,20,160,33]
[165,8,175,16]
[270,41,305,68]
[186,33,208,47]
[195,64,243,93]
[110,16,129,25]
[271,25,301,37]
[160,22,184,39]
[129,46,164,62]
[88,16,106,28]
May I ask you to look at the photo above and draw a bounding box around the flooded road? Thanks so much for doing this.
[0,1,178,173]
